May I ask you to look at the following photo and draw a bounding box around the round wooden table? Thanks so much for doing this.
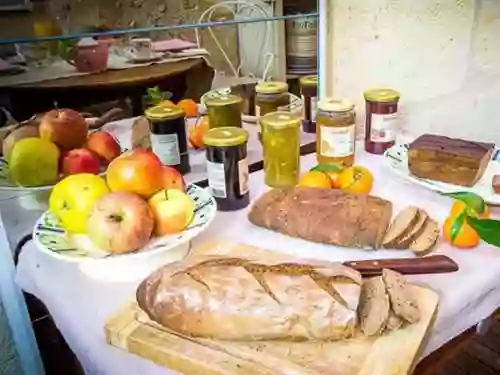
[0,58,213,120]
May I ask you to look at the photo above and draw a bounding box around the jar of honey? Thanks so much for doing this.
[204,94,243,128]
[299,75,318,133]
[363,88,400,154]
[255,81,290,117]
[316,98,356,167]
[260,111,301,187]
[145,104,191,174]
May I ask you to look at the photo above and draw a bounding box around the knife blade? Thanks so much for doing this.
[343,255,459,277]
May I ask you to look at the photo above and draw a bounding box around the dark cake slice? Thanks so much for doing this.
[408,134,494,187]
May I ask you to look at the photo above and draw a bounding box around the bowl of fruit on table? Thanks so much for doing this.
[0,109,122,209]
[33,148,217,282]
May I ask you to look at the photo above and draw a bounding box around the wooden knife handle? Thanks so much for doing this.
[344,255,459,277]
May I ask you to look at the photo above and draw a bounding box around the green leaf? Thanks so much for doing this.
[450,211,465,244]
[444,191,486,214]
[147,86,164,105]
[310,163,344,173]
[466,216,500,247]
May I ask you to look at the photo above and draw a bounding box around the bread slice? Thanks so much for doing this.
[382,269,420,324]
[382,206,420,248]
[385,310,404,331]
[395,209,429,249]
[358,277,390,336]
[409,219,440,255]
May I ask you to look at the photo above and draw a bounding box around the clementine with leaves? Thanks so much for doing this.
[443,214,480,249]
[177,99,198,117]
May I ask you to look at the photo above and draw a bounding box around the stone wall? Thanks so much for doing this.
[327,0,500,144]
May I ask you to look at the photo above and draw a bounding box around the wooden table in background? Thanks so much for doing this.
[0,58,214,121]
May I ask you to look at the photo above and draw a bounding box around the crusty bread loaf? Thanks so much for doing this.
[248,187,393,250]
[408,134,494,187]
[137,256,362,341]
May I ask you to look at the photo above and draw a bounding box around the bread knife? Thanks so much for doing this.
[343,255,458,276]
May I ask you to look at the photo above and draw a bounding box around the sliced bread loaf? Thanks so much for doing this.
[358,276,390,336]
[409,218,440,255]
[382,206,420,248]
[382,269,420,324]
[395,209,429,249]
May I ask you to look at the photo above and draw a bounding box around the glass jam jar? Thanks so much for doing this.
[364,88,400,154]
[203,127,250,211]
[204,94,243,129]
[260,111,301,187]
[255,81,290,117]
[299,75,318,133]
[316,98,356,167]
[145,104,191,174]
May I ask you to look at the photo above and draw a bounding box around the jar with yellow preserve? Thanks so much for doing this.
[260,111,301,187]
[255,81,290,117]
[204,94,243,129]
[316,98,356,167]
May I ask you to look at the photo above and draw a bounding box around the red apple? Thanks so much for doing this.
[106,148,164,198]
[86,131,121,164]
[61,148,101,176]
[39,109,88,151]
[87,191,154,254]
[159,166,186,191]
[148,189,195,236]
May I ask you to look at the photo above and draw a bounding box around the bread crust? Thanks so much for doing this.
[137,256,362,341]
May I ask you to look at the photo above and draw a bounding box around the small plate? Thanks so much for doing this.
[384,143,500,205]
[33,184,216,262]
[127,53,164,64]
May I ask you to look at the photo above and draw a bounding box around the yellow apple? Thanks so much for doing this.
[148,189,195,236]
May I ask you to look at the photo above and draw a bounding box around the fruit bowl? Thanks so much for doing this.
[32,184,217,282]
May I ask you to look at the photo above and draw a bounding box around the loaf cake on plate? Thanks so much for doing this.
[408,134,494,187]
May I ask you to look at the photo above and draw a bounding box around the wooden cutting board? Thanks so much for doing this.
[105,240,439,375]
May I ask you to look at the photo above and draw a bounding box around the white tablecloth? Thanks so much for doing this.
[14,150,500,375]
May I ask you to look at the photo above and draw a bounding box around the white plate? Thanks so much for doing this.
[33,184,217,281]
[384,143,500,205]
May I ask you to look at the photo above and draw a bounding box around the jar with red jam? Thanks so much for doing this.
[363,88,400,154]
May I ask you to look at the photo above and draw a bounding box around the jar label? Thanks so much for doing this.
[370,113,397,142]
[301,95,318,121]
[206,160,226,198]
[320,124,355,158]
[255,105,261,118]
[238,157,249,195]
[150,133,180,165]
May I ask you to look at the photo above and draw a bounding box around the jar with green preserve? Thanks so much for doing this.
[260,111,301,187]
[145,104,190,174]
[300,75,318,133]
[203,127,250,211]
[255,81,290,117]
[204,94,243,129]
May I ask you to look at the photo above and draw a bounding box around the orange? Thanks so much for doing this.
[339,166,374,195]
[325,170,342,189]
[297,171,332,189]
[189,116,210,149]
[450,200,490,219]
[443,215,480,249]
[177,99,198,117]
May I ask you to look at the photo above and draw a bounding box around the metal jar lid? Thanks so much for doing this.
[255,81,289,94]
[363,88,400,103]
[318,98,355,112]
[204,93,242,107]
[203,127,249,147]
[299,75,318,87]
[145,104,185,121]
[259,111,301,129]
